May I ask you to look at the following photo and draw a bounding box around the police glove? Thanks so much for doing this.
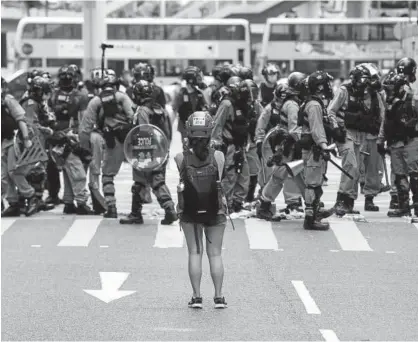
[256,140,263,160]
[211,140,224,152]
[321,150,331,162]
[377,143,386,156]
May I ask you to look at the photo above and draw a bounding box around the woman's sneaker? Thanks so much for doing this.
[214,297,227,309]
[188,297,202,309]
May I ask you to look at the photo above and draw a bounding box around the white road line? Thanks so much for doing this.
[245,218,279,250]
[1,219,16,235]
[413,223,418,231]
[320,329,340,342]
[291,280,321,315]
[329,220,373,252]
[31,245,41,248]
[153,221,184,248]
[57,218,102,247]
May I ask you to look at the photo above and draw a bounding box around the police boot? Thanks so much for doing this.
[364,195,379,211]
[63,203,77,214]
[1,203,21,217]
[345,197,360,215]
[120,193,144,225]
[231,201,243,213]
[256,199,274,221]
[360,182,365,194]
[90,192,106,215]
[161,207,178,225]
[387,192,410,217]
[245,176,258,203]
[389,195,399,210]
[76,203,95,215]
[45,195,63,206]
[303,207,329,231]
[25,196,40,217]
[18,195,26,215]
[37,195,55,212]
[334,192,350,216]
[104,205,118,218]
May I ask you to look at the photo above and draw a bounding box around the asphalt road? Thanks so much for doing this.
[2,126,418,341]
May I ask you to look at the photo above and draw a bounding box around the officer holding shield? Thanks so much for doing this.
[120,80,177,225]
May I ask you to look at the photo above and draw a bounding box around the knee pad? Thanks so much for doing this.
[27,172,45,185]
[152,180,165,192]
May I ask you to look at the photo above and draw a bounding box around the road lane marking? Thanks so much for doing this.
[57,218,102,247]
[154,221,184,248]
[245,218,279,250]
[291,280,321,314]
[385,251,396,254]
[1,219,17,235]
[329,220,372,251]
[100,245,109,248]
[413,223,418,231]
[31,245,41,248]
[320,329,340,342]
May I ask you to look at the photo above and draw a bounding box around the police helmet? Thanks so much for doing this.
[350,64,372,90]
[58,65,75,89]
[262,63,281,78]
[360,63,382,91]
[238,66,253,81]
[68,64,82,79]
[307,71,334,98]
[133,63,153,82]
[273,82,289,100]
[226,76,242,99]
[90,68,105,87]
[186,111,214,139]
[27,69,44,86]
[383,72,408,98]
[238,79,258,103]
[211,65,223,79]
[102,69,118,88]
[30,76,52,99]
[396,57,417,82]
[216,65,238,85]
[182,66,201,86]
[287,72,306,93]
[132,80,153,105]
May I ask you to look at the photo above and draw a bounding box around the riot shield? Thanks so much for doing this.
[12,134,48,171]
[124,124,169,172]
[261,127,283,165]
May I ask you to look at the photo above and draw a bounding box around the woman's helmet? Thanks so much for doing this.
[262,63,281,83]
[182,66,201,86]
[186,111,214,139]
[132,80,153,105]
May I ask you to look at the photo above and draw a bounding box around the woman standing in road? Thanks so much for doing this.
[174,111,228,309]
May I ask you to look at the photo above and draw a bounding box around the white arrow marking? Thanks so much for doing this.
[83,272,136,303]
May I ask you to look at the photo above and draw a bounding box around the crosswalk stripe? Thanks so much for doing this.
[292,280,321,314]
[245,218,279,250]
[329,220,373,251]
[319,329,340,342]
[153,221,184,248]
[413,223,418,231]
[1,219,16,236]
[57,218,102,247]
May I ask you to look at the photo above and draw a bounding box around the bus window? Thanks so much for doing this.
[107,60,125,76]
[192,25,218,40]
[295,60,341,77]
[164,59,187,76]
[29,58,42,68]
[166,25,193,40]
[219,25,246,40]
[23,23,82,39]
[46,58,83,67]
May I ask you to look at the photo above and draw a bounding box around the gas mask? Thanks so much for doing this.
[190,137,210,161]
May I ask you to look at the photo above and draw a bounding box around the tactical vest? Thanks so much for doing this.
[178,88,205,122]
[100,88,120,119]
[260,82,276,107]
[228,97,249,147]
[149,104,170,141]
[343,86,381,135]
[247,105,258,142]
[181,149,220,224]
[53,89,77,124]
[385,98,416,144]
[1,99,18,141]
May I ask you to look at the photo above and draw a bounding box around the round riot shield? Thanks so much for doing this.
[261,127,280,164]
[124,124,169,172]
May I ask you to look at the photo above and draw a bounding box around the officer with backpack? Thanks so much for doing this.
[80,69,135,218]
[175,111,227,309]
[132,63,166,108]
[256,72,307,220]
[119,80,177,225]
[1,77,38,217]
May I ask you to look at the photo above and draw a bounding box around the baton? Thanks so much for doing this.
[328,156,353,180]
[381,155,390,187]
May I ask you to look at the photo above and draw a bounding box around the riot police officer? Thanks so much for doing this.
[173,66,208,141]
[211,75,250,213]
[256,72,307,220]
[80,69,134,218]
[260,63,281,107]
[1,77,37,217]
[120,80,177,225]
[132,63,166,108]
[328,65,385,216]
[208,65,237,117]
[298,71,335,230]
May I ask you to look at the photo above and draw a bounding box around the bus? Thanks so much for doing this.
[260,17,416,77]
[14,17,252,85]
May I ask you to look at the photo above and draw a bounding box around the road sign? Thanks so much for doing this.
[21,43,33,56]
